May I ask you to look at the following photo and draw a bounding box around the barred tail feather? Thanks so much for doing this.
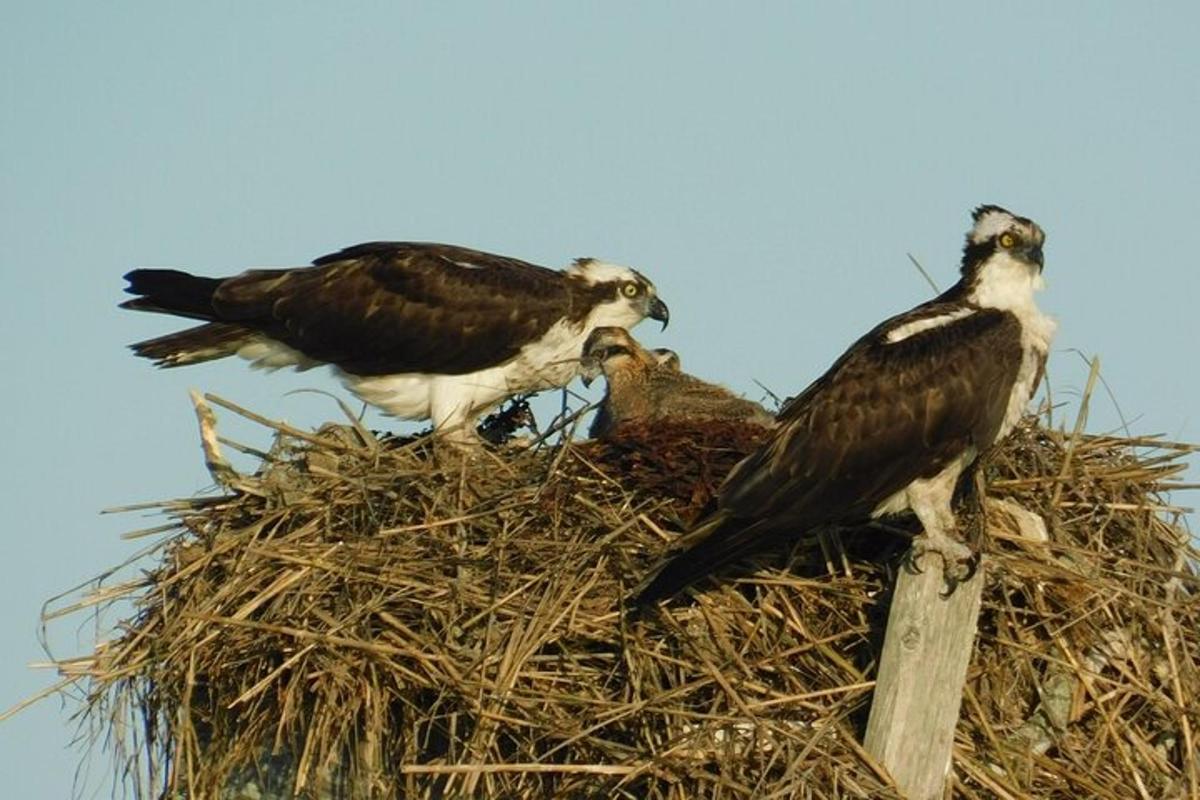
[130,323,250,367]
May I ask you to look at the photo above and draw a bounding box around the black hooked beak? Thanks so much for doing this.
[1025,243,1044,272]
[579,354,602,387]
[648,296,670,329]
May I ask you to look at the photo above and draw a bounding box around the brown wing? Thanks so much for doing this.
[724,308,1022,518]
[209,243,578,375]
[632,307,1023,605]
[643,370,775,427]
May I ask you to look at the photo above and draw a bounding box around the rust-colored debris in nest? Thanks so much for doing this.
[36,395,1200,800]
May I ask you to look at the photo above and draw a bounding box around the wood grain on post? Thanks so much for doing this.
[864,562,985,799]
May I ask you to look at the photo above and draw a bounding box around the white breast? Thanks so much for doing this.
[966,254,1057,440]
[997,307,1056,440]
[337,312,634,434]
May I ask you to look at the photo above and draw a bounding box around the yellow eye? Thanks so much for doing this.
[621,282,640,298]
[998,232,1017,248]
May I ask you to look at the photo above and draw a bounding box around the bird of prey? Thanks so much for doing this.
[632,205,1056,605]
[122,242,669,444]
[581,326,775,439]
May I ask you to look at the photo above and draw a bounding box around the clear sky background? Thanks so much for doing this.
[3,4,1197,797]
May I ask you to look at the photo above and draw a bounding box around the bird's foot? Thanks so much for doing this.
[905,531,979,593]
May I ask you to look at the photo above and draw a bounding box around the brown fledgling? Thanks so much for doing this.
[649,347,681,371]
[581,327,775,439]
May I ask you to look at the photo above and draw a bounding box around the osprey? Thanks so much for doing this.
[122,242,669,443]
[581,326,775,439]
[633,205,1056,606]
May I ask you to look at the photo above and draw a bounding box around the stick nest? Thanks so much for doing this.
[55,398,1198,799]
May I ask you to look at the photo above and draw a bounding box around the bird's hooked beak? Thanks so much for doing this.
[579,355,603,388]
[1025,243,1045,273]
[648,296,670,329]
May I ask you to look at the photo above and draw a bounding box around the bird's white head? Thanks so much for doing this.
[567,258,670,331]
[961,205,1047,312]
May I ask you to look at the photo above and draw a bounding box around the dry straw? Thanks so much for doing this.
[31,388,1200,799]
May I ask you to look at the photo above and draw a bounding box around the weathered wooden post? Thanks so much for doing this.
[864,562,985,799]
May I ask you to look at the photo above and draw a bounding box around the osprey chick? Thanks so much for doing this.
[632,205,1055,606]
[122,242,668,444]
[581,326,775,439]
[649,347,682,372]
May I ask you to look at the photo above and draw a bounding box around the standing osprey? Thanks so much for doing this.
[122,242,669,443]
[581,326,775,439]
[633,205,1055,606]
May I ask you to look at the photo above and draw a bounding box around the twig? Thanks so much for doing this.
[1051,355,1101,509]
[906,252,941,294]
[190,389,240,488]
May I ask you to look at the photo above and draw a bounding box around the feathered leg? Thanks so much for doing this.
[904,460,977,586]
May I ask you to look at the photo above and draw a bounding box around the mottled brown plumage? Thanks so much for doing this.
[581,327,775,439]
[124,243,667,375]
[122,242,669,441]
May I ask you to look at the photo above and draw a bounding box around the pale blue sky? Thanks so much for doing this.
[3,4,1197,796]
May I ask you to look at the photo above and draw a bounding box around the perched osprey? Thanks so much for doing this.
[122,242,669,443]
[581,326,775,439]
[632,205,1056,606]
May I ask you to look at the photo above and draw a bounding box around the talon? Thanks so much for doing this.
[962,552,981,582]
[904,549,926,575]
[907,532,976,592]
